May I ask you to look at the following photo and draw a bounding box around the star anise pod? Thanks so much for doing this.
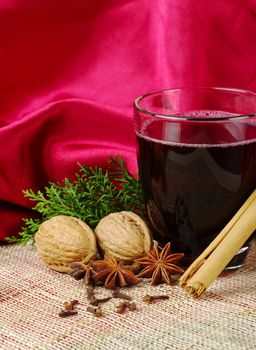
[92,256,141,289]
[69,262,94,285]
[136,242,184,285]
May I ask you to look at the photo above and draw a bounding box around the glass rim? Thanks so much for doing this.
[134,87,256,121]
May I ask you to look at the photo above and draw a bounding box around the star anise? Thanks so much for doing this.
[136,242,184,285]
[69,262,94,285]
[92,256,141,289]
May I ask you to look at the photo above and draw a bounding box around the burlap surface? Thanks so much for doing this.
[0,241,255,350]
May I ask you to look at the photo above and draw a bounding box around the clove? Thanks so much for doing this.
[89,295,112,306]
[63,300,79,310]
[59,309,78,318]
[142,294,169,304]
[69,262,86,280]
[86,286,94,301]
[59,299,79,317]
[116,301,137,314]
[116,302,127,314]
[86,305,104,317]
[86,285,111,305]
[127,302,137,311]
[112,288,132,301]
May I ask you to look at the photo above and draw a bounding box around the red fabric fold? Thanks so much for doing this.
[1,0,256,239]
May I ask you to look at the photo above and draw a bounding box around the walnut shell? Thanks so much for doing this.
[95,211,152,261]
[35,215,97,273]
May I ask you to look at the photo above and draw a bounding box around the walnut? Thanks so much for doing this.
[35,215,97,273]
[94,211,152,261]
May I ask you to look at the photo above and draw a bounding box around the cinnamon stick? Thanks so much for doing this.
[179,189,256,298]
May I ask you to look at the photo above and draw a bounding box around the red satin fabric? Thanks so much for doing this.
[1,0,256,239]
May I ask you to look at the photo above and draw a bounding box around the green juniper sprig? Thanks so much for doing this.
[109,156,143,213]
[7,156,145,245]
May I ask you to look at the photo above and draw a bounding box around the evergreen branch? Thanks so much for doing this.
[7,156,145,245]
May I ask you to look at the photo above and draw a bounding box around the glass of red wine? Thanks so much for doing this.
[134,87,256,269]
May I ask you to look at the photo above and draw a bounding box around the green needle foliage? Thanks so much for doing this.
[7,156,145,245]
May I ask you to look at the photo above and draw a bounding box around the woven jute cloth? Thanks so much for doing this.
[0,242,255,350]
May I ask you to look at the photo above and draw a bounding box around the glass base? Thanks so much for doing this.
[224,245,250,271]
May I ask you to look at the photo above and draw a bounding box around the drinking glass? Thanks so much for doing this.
[134,87,256,269]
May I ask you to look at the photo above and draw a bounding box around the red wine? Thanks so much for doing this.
[136,113,256,265]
